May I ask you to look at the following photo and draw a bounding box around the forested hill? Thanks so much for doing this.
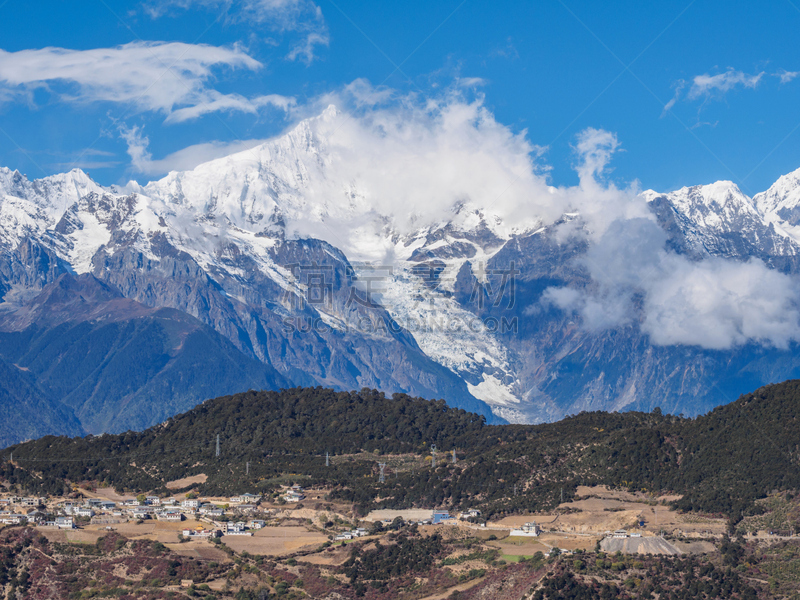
[3,382,800,521]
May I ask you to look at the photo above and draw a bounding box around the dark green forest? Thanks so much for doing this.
[3,380,800,521]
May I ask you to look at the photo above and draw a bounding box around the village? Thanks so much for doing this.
[0,482,749,560]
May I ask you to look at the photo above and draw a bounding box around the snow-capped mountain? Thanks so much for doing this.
[4,106,800,439]
[645,179,800,271]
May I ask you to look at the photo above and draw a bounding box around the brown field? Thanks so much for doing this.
[490,539,550,556]
[166,474,208,489]
[81,487,134,503]
[299,545,352,566]
[35,528,68,543]
[221,526,329,556]
[36,527,116,545]
[166,541,232,562]
[489,532,600,555]
[492,486,726,537]
[80,517,208,543]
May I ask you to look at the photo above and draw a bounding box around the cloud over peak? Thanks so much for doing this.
[115,83,800,353]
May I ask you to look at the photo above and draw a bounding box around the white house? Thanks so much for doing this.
[181,528,220,538]
[284,490,305,503]
[157,511,183,522]
[510,522,541,537]
[55,516,74,529]
[181,499,200,509]
[226,522,252,535]
[0,514,24,525]
[230,493,261,503]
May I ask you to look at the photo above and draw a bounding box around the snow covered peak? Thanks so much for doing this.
[138,106,335,231]
[0,168,109,250]
[754,167,800,224]
[647,180,761,233]
[0,167,105,211]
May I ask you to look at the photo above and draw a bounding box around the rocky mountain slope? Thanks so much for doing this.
[2,105,800,438]
[0,271,291,435]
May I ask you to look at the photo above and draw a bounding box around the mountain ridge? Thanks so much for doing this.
[3,106,800,434]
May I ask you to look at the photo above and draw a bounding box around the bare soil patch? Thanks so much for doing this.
[36,528,69,543]
[222,526,328,556]
[365,509,434,522]
[575,485,682,503]
[166,541,232,562]
[493,492,725,537]
[81,487,134,503]
[166,474,207,489]
[299,546,352,567]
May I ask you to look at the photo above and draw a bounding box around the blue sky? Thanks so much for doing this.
[1,0,799,195]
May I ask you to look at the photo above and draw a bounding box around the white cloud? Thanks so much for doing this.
[165,92,295,123]
[455,77,488,88]
[308,97,800,350]
[776,69,800,84]
[573,128,620,183]
[664,68,770,112]
[120,124,267,175]
[0,41,292,122]
[145,0,329,63]
[687,68,764,100]
[540,142,800,350]
[284,84,560,246]
[642,255,800,349]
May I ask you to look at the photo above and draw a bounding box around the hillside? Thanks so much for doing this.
[4,380,800,520]
[0,357,84,448]
[0,273,291,439]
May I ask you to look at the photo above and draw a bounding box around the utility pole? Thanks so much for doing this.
[246,461,250,476]
[378,463,387,484]
[326,452,330,467]
[514,484,518,497]
[452,449,457,464]
[655,505,659,537]
[431,445,436,468]
[216,435,220,458]
[561,487,564,503]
